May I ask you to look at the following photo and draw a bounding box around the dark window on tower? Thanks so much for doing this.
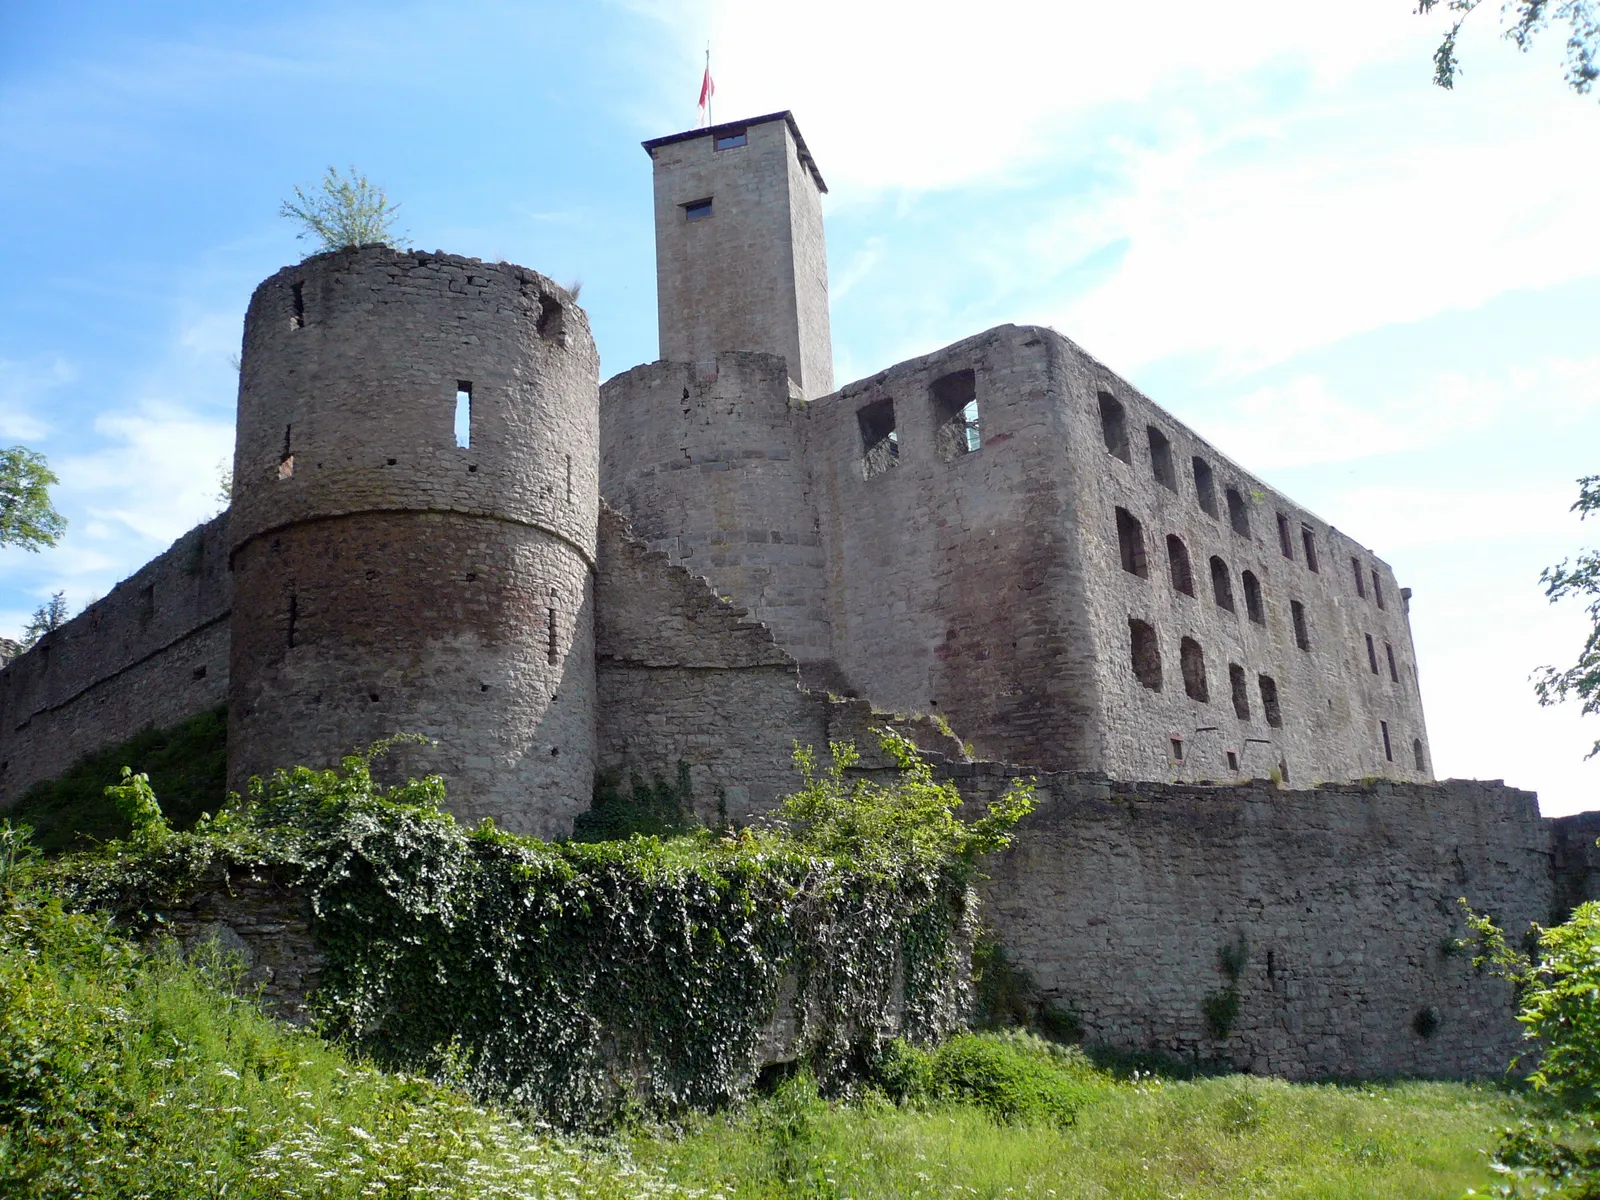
[548,602,559,665]
[1291,600,1310,650]
[1227,750,1239,773]
[931,369,980,460]
[1226,487,1250,537]
[1147,426,1176,490]
[1193,457,1219,517]
[1116,508,1148,577]
[1171,737,1185,762]
[858,398,899,479]
[454,382,472,450]
[1259,674,1282,727]
[286,593,299,648]
[291,280,305,329]
[1210,556,1235,612]
[279,424,294,480]
[1386,642,1399,682]
[1099,392,1130,462]
[1413,738,1426,771]
[1129,618,1162,691]
[1180,637,1209,702]
[1381,720,1393,762]
[1277,512,1294,559]
[1167,534,1195,596]
[1366,633,1379,673]
[1229,663,1250,720]
[1352,557,1367,598]
[684,198,713,222]
[1242,570,1265,624]
[714,130,747,150]
[1372,570,1384,609]
[1301,525,1319,572]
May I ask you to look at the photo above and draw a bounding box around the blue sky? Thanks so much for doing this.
[3,1,1598,812]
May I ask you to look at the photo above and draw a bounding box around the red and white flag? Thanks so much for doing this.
[697,50,714,127]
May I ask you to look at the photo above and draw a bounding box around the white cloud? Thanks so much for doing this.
[0,357,76,442]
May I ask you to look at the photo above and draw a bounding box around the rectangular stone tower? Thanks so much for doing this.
[643,111,834,399]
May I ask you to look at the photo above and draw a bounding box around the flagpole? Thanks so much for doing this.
[705,43,712,126]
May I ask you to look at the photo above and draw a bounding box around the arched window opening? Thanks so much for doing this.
[1291,600,1311,651]
[1099,392,1130,462]
[1242,570,1265,624]
[1193,456,1218,517]
[1147,426,1176,490]
[1180,637,1208,702]
[1413,738,1426,772]
[857,397,899,479]
[1210,556,1234,612]
[1167,534,1194,596]
[1129,619,1162,691]
[1258,675,1282,727]
[1227,487,1250,537]
[1277,512,1294,559]
[1116,507,1148,578]
[1229,663,1250,720]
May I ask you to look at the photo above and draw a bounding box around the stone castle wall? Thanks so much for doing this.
[0,514,231,804]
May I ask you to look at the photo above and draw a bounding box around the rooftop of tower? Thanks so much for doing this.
[641,110,828,193]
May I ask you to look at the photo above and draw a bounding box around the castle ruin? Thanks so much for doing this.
[2,111,1594,1078]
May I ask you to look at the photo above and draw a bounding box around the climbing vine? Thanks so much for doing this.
[47,732,1032,1130]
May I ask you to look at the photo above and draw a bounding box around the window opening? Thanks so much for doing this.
[1180,637,1209,702]
[1171,737,1184,762]
[1258,675,1282,727]
[1372,570,1384,609]
[1352,557,1366,598]
[1413,738,1426,771]
[1366,633,1379,674]
[547,602,559,665]
[684,198,713,222]
[1147,426,1176,490]
[1193,457,1218,517]
[931,369,980,460]
[1278,757,1290,783]
[1242,570,1265,624]
[714,130,747,150]
[1226,487,1250,537]
[1229,663,1250,720]
[454,382,472,449]
[1291,600,1310,651]
[1385,642,1398,682]
[1116,508,1148,578]
[1301,525,1319,572]
[1277,513,1294,559]
[287,594,298,649]
[279,424,294,480]
[1098,392,1129,462]
[139,584,155,625]
[291,280,305,329]
[1166,534,1194,596]
[1381,720,1393,762]
[857,398,899,478]
[1226,750,1239,773]
[537,294,566,342]
[1129,618,1162,691]
[1210,556,1234,611]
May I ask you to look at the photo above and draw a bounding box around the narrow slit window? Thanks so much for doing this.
[1372,570,1384,609]
[566,454,573,503]
[1381,720,1393,762]
[1258,675,1282,727]
[931,370,980,460]
[1226,487,1250,537]
[287,593,298,648]
[1352,557,1366,598]
[1193,457,1218,517]
[1147,426,1176,490]
[1116,508,1148,577]
[1385,642,1399,682]
[857,397,899,479]
[1277,513,1294,559]
[1170,737,1184,762]
[1167,534,1194,596]
[1226,750,1239,773]
[1129,618,1162,691]
[1301,525,1319,572]
[455,382,472,449]
[1099,392,1130,462]
[279,423,294,479]
[1291,600,1311,651]
[1180,637,1208,702]
[1229,663,1250,720]
[547,603,559,665]
[1366,634,1379,674]
[1210,556,1235,612]
[684,197,713,222]
[291,280,305,329]
[1413,738,1426,772]
[1242,570,1265,624]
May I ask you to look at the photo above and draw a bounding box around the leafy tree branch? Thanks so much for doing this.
[1534,476,1600,757]
[1418,0,1599,97]
[0,445,66,552]
[280,165,408,254]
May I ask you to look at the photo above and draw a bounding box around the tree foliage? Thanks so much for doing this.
[0,445,66,552]
[20,591,68,650]
[280,165,407,254]
[1534,476,1600,758]
[1419,0,1599,98]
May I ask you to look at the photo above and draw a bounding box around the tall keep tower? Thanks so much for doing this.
[228,247,599,838]
[644,111,834,399]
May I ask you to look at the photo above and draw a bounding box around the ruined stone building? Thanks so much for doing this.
[1,111,1594,1080]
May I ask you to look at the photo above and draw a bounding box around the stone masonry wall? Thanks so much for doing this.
[0,514,231,805]
[973,771,1550,1079]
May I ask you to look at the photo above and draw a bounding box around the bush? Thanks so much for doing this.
[871,1031,1103,1127]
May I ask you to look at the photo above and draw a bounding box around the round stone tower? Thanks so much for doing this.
[228,246,598,837]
